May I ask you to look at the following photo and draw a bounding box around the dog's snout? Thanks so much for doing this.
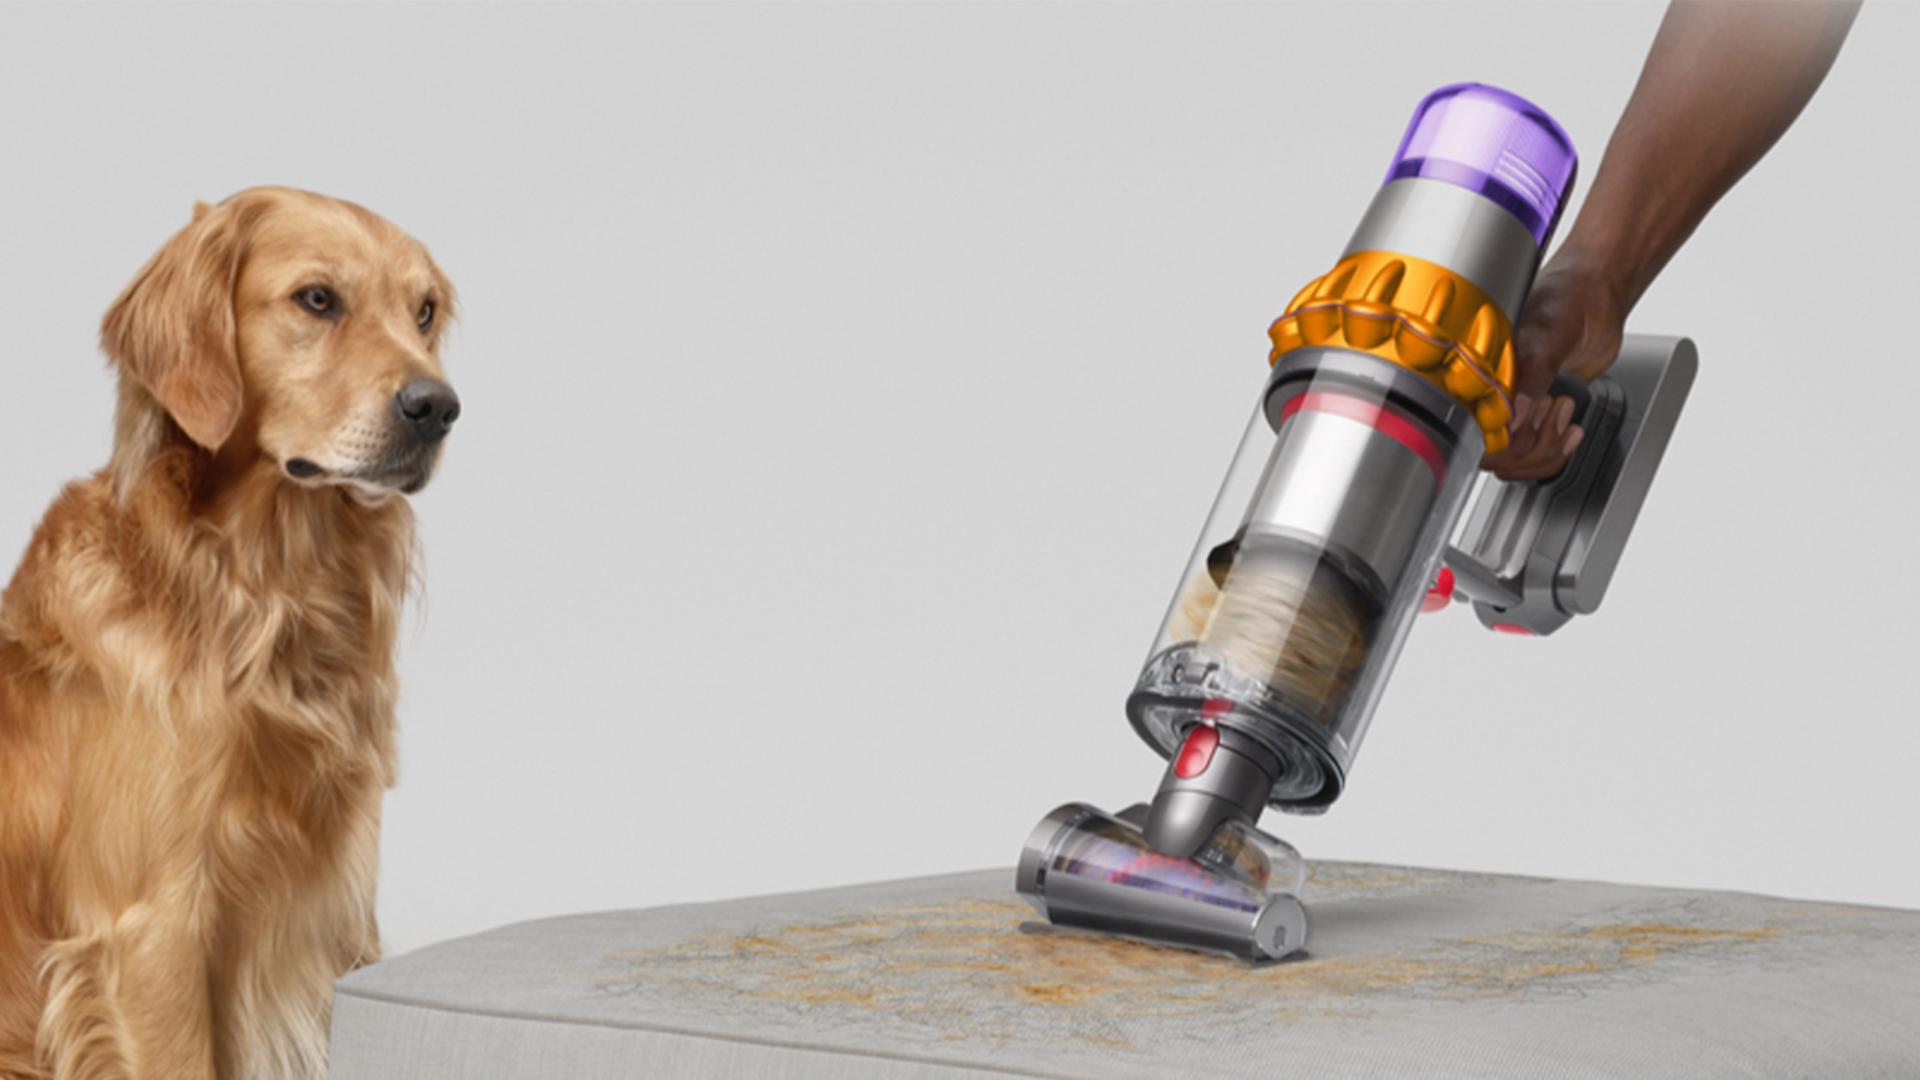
[394,378,460,443]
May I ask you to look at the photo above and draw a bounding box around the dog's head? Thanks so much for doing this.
[102,187,459,498]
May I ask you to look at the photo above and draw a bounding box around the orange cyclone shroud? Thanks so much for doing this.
[1267,250,1519,454]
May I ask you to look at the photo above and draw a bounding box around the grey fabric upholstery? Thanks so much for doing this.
[331,864,1920,1078]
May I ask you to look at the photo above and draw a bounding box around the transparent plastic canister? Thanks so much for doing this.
[1127,347,1484,810]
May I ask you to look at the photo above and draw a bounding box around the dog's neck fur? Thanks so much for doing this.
[75,383,418,772]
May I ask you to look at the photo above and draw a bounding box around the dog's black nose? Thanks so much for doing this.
[394,378,461,443]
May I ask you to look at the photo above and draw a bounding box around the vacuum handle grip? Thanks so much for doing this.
[1449,334,1698,635]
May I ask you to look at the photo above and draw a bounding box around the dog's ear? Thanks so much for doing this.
[100,196,265,451]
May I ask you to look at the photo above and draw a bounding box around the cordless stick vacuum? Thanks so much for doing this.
[1016,84,1696,961]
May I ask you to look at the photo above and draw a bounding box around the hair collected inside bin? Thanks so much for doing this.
[1168,533,1381,730]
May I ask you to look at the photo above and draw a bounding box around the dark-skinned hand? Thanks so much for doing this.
[1481,253,1628,481]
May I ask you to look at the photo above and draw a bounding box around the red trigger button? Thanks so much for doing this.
[1421,566,1455,613]
[1175,725,1219,779]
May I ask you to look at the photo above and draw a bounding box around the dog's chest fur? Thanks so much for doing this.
[5,447,415,1078]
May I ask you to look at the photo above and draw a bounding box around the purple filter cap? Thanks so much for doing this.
[1387,83,1578,248]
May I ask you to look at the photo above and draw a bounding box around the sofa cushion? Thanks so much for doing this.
[331,863,1920,1078]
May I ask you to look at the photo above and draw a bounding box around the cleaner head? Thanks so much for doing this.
[1016,803,1308,962]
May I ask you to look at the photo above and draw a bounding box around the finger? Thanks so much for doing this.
[1527,393,1554,438]
[1491,457,1554,482]
[1505,452,1556,481]
[1551,395,1575,436]
[1504,416,1539,462]
[1524,389,1558,441]
[1491,417,1583,482]
[1487,389,1581,480]
[1500,450,1564,482]
[1486,438,1552,480]
[1508,392,1553,460]
[1514,394,1569,469]
[1522,423,1583,478]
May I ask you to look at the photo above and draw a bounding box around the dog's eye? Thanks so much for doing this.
[295,286,337,316]
[417,299,435,333]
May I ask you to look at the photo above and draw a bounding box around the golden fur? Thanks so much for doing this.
[0,187,456,1079]
[1170,539,1375,727]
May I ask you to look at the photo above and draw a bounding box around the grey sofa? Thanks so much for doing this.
[331,863,1920,1078]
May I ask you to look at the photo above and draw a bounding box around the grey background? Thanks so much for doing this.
[1,2,1912,956]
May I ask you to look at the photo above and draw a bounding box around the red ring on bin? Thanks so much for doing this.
[1280,390,1448,482]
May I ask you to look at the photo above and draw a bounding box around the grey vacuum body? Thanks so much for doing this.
[1016,84,1696,961]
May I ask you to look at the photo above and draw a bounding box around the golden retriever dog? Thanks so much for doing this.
[0,187,458,1079]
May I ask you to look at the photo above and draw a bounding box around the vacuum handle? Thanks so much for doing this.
[1439,370,1601,614]
[1446,334,1697,635]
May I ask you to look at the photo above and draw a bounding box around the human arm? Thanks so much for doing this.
[1486,0,1861,479]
